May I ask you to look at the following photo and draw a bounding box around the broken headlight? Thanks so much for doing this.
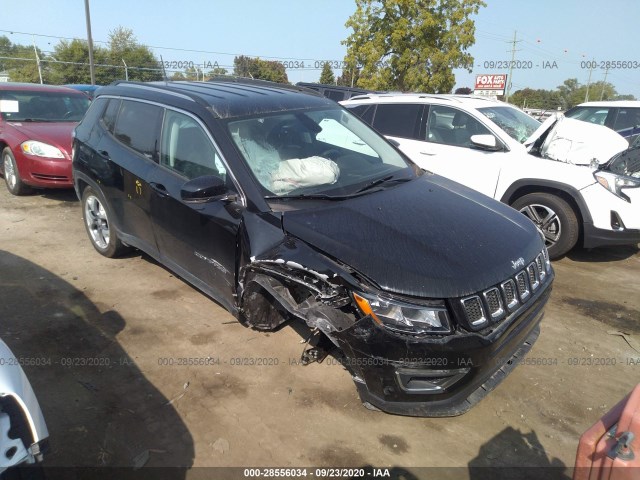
[594,171,640,203]
[353,292,451,335]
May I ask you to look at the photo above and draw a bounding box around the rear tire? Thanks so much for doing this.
[511,192,579,259]
[2,148,32,196]
[81,186,128,258]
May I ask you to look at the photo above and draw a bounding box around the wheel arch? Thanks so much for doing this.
[500,180,591,248]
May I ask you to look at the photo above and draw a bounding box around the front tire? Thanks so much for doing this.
[511,192,579,259]
[81,186,128,258]
[2,148,32,196]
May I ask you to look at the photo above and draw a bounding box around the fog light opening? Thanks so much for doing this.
[610,211,625,231]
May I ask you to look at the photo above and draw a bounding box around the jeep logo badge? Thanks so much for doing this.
[511,257,525,270]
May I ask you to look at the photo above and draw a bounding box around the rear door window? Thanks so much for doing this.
[347,104,376,125]
[372,103,423,139]
[112,100,163,160]
[612,108,640,132]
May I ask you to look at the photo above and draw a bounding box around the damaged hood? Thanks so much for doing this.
[281,174,543,299]
[525,114,628,165]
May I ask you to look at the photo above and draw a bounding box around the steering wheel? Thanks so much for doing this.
[62,111,74,120]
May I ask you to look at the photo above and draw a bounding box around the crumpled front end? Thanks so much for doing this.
[235,209,554,416]
[0,339,48,473]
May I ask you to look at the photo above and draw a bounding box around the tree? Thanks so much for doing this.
[205,66,228,79]
[0,35,45,83]
[342,0,486,92]
[336,63,360,87]
[233,55,288,83]
[107,27,161,82]
[454,87,472,95]
[48,39,111,85]
[319,62,335,84]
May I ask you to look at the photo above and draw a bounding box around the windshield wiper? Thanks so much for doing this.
[265,193,345,201]
[354,175,410,194]
[264,176,412,201]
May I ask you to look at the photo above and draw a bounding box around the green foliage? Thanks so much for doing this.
[510,78,635,111]
[0,27,162,85]
[454,87,472,95]
[510,87,564,111]
[233,55,288,83]
[107,27,161,82]
[336,63,361,87]
[48,39,111,85]
[0,35,44,83]
[205,67,228,79]
[319,62,335,84]
[342,0,486,93]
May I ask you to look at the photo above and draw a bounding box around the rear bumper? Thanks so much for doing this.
[335,281,552,417]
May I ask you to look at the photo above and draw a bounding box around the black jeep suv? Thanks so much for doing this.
[72,78,553,416]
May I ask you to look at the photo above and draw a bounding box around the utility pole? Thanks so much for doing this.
[505,31,521,103]
[584,59,594,102]
[32,36,43,84]
[600,68,609,101]
[84,0,96,85]
[122,59,128,81]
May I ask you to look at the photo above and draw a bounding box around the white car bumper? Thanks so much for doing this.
[0,339,48,473]
[579,182,640,248]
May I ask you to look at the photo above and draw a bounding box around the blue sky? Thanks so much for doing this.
[2,0,638,98]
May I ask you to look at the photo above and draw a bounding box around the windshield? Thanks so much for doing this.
[478,105,541,143]
[0,90,90,122]
[227,108,415,198]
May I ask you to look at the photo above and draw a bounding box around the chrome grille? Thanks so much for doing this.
[458,248,550,330]
[527,263,540,291]
[500,279,519,311]
[535,254,546,282]
[542,247,551,272]
[515,271,530,301]
[483,288,505,320]
[461,296,487,326]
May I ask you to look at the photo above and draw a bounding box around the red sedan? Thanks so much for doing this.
[0,83,90,195]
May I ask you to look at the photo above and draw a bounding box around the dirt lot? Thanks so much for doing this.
[0,186,638,479]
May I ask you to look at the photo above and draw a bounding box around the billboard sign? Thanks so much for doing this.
[474,74,507,96]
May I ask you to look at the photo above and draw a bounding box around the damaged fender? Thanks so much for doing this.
[235,211,360,342]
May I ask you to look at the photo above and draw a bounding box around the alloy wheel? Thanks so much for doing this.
[519,203,561,247]
[3,154,17,190]
[84,195,110,250]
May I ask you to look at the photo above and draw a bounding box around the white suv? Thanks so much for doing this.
[341,94,640,258]
[565,100,640,145]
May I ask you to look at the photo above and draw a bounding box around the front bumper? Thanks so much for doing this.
[16,151,73,188]
[580,182,640,248]
[335,279,552,417]
[582,223,640,249]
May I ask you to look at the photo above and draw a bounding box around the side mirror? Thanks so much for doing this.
[387,138,401,147]
[180,175,233,203]
[470,134,502,151]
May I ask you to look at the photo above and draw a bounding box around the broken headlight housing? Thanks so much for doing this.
[353,292,451,335]
[594,171,640,203]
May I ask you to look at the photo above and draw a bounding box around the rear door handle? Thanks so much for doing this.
[150,182,169,197]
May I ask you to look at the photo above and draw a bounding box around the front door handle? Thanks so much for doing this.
[420,151,436,156]
[150,182,170,197]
